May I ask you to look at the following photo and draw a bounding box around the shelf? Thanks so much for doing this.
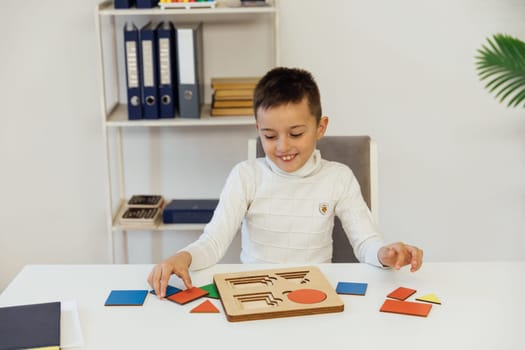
[97,0,277,262]
[116,222,206,232]
[106,103,255,127]
[112,199,207,232]
[99,2,276,17]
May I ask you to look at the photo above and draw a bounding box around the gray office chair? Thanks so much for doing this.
[248,136,378,263]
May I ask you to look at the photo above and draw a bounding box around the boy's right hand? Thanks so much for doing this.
[147,251,193,298]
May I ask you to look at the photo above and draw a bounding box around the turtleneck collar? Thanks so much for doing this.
[265,149,322,178]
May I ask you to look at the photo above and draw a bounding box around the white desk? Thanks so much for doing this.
[1,262,523,349]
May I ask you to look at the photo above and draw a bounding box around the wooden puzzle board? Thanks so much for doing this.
[214,266,344,322]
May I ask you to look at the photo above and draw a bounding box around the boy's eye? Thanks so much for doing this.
[290,133,304,138]
[263,134,276,140]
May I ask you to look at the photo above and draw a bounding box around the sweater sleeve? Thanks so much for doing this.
[334,165,385,267]
[181,162,253,271]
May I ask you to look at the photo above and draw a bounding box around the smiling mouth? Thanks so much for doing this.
[279,154,296,161]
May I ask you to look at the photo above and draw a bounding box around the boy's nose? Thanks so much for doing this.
[277,137,290,152]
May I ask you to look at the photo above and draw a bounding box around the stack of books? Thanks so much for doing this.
[210,77,260,116]
[119,195,165,229]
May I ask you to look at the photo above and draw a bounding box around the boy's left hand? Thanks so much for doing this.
[378,242,424,272]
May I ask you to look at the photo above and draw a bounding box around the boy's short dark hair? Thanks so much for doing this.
[253,67,322,123]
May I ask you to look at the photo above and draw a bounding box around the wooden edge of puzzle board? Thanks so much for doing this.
[213,266,344,322]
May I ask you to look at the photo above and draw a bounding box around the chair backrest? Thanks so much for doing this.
[249,136,378,263]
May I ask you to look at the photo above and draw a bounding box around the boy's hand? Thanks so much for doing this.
[378,242,423,272]
[147,251,193,298]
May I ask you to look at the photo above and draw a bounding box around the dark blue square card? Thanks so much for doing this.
[336,282,368,296]
[104,290,148,306]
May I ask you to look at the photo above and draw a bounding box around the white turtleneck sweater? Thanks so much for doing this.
[183,150,385,270]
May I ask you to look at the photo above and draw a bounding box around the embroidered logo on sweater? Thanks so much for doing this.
[319,202,329,215]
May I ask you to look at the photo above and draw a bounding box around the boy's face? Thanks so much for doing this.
[256,97,328,173]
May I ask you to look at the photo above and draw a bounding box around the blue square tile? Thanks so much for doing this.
[336,282,368,295]
[149,285,182,297]
[104,290,148,306]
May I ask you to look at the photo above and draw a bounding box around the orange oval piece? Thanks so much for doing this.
[287,289,327,304]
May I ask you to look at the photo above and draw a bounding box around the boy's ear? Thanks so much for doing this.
[316,116,329,140]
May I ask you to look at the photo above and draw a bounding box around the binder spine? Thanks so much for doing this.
[176,24,203,119]
[124,23,142,120]
[157,22,177,119]
[136,0,156,8]
[140,23,159,119]
[115,0,133,9]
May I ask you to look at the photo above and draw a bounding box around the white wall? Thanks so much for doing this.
[0,0,110,291]
[278,0,525,262]
[1,0,524,291]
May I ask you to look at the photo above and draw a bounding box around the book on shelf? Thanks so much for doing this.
[120,207,162,228]
[212,99,253,108]
[211,106,253,116]
[127,195,164,208]
[211,77,260,90]
[214,89,254,100]
[119,194,165,228]
[163,199,219,224]
[210,76,259,116]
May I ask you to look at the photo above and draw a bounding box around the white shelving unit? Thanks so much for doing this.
[95,0,279,262]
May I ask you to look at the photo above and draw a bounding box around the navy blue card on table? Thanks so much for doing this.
[0,301,61,350]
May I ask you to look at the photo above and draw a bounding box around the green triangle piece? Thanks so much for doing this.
[415,293,441,305]
[199,283,220,299]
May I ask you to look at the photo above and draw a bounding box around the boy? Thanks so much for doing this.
[149,67,423,297]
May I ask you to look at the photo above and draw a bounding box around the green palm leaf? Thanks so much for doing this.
[476,34,525,108]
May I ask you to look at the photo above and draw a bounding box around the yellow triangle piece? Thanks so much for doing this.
[416,293,441,304]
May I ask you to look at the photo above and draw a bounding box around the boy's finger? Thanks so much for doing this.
[394,248,405,269]
[408,246,423,272]
[159,266,171,298]
[151,266,162,297]
[179,270,193,289]
[386,246,396,258]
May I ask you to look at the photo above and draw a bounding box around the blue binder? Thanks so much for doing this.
[123,22,142,120]
[140,22,160,119]
[114,0,133,9]
[136,0,156,8]
[156,22,177,119]
[175,23,203,119]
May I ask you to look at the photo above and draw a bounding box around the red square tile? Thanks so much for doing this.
[167,287,208,305]
[380,299,432,317]
[387,287,416,301]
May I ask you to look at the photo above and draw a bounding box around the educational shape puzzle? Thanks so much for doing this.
[190,300,221,313]
[104,290,148,306]
[167,287,208,305]
[213,266,344,322]
[336,282,368,295]
[416,293,442,305]
[149,285,182,297]
[199,283,220,299]
[386,287,417,301]
[379,299,432,317]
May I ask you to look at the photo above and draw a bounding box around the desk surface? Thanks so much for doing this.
[1,262,523,350]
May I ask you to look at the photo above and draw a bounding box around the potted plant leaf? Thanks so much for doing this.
[475,33,525,107]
